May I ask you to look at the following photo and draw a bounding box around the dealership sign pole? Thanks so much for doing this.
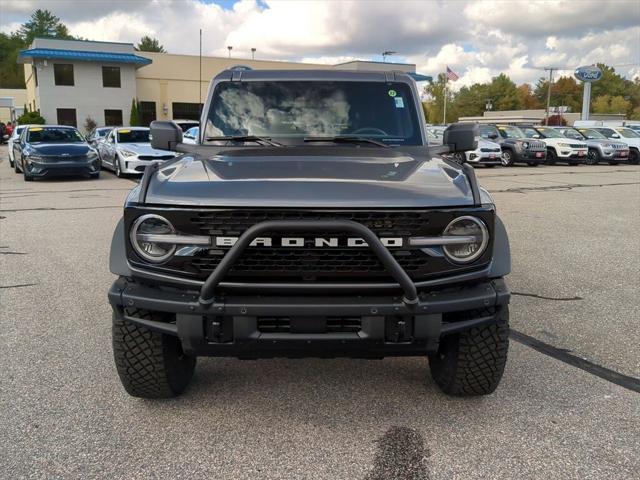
[575,65,603,121]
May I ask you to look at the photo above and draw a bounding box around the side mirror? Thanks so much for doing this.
[150,121,183,151]
[611,133,620,138]
[532,134,540,138]
[488,133,498,140]
[443,123,478,153]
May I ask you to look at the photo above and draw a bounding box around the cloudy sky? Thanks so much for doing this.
[1,0,639,88]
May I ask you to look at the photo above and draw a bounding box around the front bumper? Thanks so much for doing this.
[119,157,165,174]
[26,159,100,177]
[109,277,510,358]
[466,151,502,165]
[557,149,588,162]
[513,149,546,164]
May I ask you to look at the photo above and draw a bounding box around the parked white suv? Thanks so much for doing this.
[521,125,588,165]
[591,126,640,165]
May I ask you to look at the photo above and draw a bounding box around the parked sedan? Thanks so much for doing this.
[86,126,113,148]
[182,126,199,144]
[97,126,177,177]
[590,126,640,165]
[12,125,101,181]
[552,127,630,165]
[7,124,31,168]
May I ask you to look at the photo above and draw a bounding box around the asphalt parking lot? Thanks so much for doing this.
[1,145,639,479]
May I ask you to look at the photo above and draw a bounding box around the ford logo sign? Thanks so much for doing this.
[574,65,603,82]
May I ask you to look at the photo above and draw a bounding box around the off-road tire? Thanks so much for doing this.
[429,306,509,396]
[112,310,196,398]
[629,149,639,165]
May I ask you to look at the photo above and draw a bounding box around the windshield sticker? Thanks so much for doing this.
[394,97,405,108]
[388,89,397,97]
[30,127,43,131]
[118,129,131,133]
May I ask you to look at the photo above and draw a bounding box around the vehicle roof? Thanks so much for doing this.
[112,126,149,131]
[27,124,79,129]
[172,119,199,123]
[213,69,417,84]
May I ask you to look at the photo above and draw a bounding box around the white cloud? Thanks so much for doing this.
[1,0,638,85]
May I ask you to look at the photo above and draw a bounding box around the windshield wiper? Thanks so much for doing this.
[303,136,389,148]
[205,135,283,147]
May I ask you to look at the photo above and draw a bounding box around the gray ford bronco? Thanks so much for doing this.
[108,69,511,399]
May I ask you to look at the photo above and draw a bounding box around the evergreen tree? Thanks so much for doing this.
[129,99,140,126]
[136,36,166,53]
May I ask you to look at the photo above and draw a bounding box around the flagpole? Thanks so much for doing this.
[443,74,447,124]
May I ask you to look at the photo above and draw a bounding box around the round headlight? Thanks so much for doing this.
[442,216,489,264]
[130,214,176,263]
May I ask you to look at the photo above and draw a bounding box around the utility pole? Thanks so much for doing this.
[544,67,556,125]
[227,46,233,58]
[251,48,256,60]
[443,75,447,124]
[199,29,202,110]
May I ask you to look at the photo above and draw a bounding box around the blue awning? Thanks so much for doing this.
[408,72,432,82]
[18,48,152,67]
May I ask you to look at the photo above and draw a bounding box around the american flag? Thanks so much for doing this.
[446,66,459,81]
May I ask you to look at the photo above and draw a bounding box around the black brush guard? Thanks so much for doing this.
[109,219,509,357]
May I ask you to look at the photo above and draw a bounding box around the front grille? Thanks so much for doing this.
[569,144,586,148]
[526,141,546,151]
[257,317,362,333]
[37,155,88,163]
[613,144,627,150]
[138,155,174,160]
[127,208,495,283]
[480,148,501,153]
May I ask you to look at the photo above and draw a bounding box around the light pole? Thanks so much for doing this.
[251,48,256,60]
[227,46,233,58]
[382,51,396,63]
[485,99,493,111]
[544,67,557,124]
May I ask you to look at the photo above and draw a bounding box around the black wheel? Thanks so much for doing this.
[629,150,639,165]
[114,157,124,178]
[500,150,514,167]
[546,149,557,165]
[22,160,33,181]
[586,149,600,165]
[452,152,465,164]
[429,306,509,396]
[14,156,21,173]
[112,310,196,399]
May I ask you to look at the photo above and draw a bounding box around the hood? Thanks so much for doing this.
[143,146,475,208]
[30,143,91,155]
[617,137,640,147]
[476,139,501,151]
[117,143,173,156]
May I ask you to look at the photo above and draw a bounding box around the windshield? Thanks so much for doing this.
[559,128,585,140]
[117,129,150,143]
[537,127,565,138]
[618,128,640,138]
[27,127,84,143]
[497,126,524,139]
[576,128,605,139]
[98,128,112,137]
[206,80,422,145]
[479,125,500,139]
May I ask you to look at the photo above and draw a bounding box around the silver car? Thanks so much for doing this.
[552,126,630,165]
[7,124,31,168]
[457,138,502,167]
[97,126,176,177]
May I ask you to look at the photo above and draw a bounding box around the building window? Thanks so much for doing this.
[102,66,121,88]
[104,109,123,126]
[57,108,77,127]
[171,102,202,121]
[139,101,157,126]
[54,64,74,86]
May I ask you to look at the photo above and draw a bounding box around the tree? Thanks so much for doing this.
[487,74,522,111]
[17,110,45,125]
[516,84,541,109]
[18,9,73,44]
[592,95,631,114]
[84,116,97,133]
[129,99,140,126]
[541,114,567,126]
[136,36,166,53]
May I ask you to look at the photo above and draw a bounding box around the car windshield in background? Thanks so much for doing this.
[618,128,640,138]
[497,126,524,139]
[117,129,150,143]
[576,128,605,139]
[537,128,565,138]
[27,127,84,143]
[205,81,422,145]
[560,129,584,140]
[479,125,499,138]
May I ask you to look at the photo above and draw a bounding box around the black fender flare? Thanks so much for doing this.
[109,218,132,277]
[489,215,511,278]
